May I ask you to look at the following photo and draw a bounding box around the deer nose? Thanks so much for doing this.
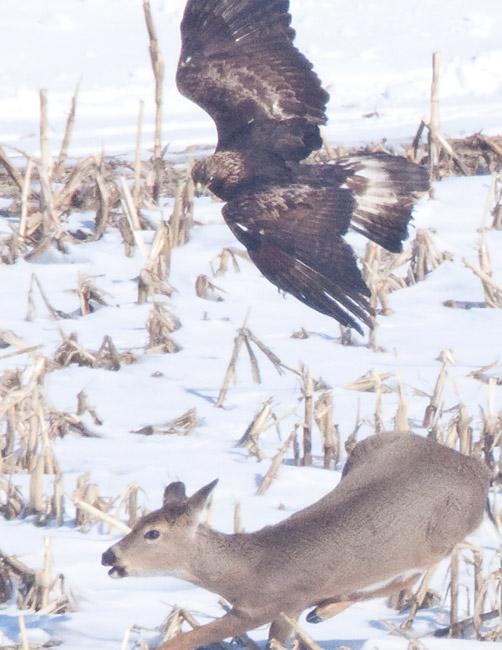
[101,548,116,566]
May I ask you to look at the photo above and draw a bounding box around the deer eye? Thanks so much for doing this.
[144,529,160,541]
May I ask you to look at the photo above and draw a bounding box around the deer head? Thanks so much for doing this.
[101,479,218,579]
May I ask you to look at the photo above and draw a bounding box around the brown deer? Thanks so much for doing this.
[102,432,490,649]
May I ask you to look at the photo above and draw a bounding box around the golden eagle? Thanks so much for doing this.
[176,0,428,333]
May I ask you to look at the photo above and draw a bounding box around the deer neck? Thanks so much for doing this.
[183,525,258,603]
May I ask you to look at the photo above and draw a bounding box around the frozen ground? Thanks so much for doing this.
[1,1,502,649]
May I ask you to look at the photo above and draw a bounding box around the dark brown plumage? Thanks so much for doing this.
[176,0,429,333]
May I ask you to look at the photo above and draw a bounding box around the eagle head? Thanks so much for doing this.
[191,152,248,200]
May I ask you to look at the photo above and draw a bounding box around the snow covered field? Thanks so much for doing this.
[1,1,502,649]
[1,0,502,157]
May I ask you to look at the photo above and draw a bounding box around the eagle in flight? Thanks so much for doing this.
[176,0,428,333]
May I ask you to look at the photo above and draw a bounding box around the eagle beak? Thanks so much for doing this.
[195,181,205,197]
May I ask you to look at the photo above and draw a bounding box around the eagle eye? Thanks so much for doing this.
[144,529,160,541]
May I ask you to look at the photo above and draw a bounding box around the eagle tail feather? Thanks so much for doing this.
[341,154,429,253]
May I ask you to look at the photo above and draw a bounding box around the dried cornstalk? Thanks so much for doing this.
[148,221,172,279]
[181,164,195,242]
[215,319,249,409]
[401,566,437,630]
[117,176,147,255]
[407,229,452,284]
[94,169,110,240]
[480,378,501,472]
[53,155,96,211]
[28,454,45,515]
[54,332,136,370]
[97,335,136,371]
[233,503,243,534]
[76,390,103,426]
[138,267,176,305]
[77,274,108,316]
[137,220,172,305]
[143,0,165,203]
[469,362,502,386]
[373,373,385,434]
[9,538,75,614]
[345,406,363,457]
[146,302,181,353]
[0,145,24,193]
[54,332,98,368]
[39,90,53,179]
[423,349,454,429]
[168,181,184,248]
[0,479,25,519]
[19,158,33,241]
[463,236,502,308]
[167,172,196,248]
[54,81,80,179]
[344,370,394,393]
[112,483,144,530]
[211,247,249,276]
[116,214,135,258]
[257,431,295,496]
[492,172,502,230]
[435,609,500,639]
[280,613,323,650]
[73,497,131,534]
[18,612,30,650]
[472,565,502,641]
[0,329,42,363]
[315,391,339,469]
[131,408,198,437]
[301,369,314,466]
[362,242,409,323]
[237,398,273,460]
[134,99,145,208]
[394,379,410,433]
[50,474,65,526]
[195,274,226,301]
[26,272,70,321]
[445,403,473,455]
[160,607,183,643]
[38,89,58,234]
[39,537,53,610]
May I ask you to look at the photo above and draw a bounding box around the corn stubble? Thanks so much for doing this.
[0,33,501,648]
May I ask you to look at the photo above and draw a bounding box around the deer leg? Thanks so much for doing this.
[307,572,423,624]
[268,610,301,646]
[306,600,353,624]
[157,609,268,650]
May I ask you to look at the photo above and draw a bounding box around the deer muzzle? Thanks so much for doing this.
[101,546,128,579]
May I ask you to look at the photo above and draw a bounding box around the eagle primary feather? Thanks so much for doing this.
[176,0,429,333]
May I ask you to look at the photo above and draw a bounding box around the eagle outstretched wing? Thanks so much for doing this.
[176,0,329,161]
[223,181,372,332]
[222,155,429,333]
[176,0,430,331]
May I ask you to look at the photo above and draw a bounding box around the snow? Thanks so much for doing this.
[1,0,502,157]
[1,1,502,649]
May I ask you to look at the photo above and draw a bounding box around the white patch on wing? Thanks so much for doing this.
[235,223,249,233]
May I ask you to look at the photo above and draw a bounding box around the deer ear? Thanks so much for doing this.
[187,479,219,520]
[163,481,186,505]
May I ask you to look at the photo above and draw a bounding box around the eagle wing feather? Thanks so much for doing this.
[223,183,372,333]
[177,0,328,160]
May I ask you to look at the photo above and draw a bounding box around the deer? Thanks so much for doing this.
[102,432,490,649]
